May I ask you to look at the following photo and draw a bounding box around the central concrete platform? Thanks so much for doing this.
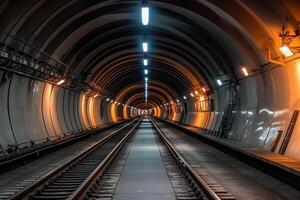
[114,118,175,200]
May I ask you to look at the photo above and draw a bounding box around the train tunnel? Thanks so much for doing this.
[1,0,300,199]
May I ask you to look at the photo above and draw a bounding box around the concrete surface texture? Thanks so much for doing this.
[114,119,175,200]
[156,121,300,200]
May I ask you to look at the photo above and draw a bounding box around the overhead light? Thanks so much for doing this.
[217,79,222,86]
[106,98,110,101]
[110,100,113,103]
[241,67,249,76]
[93,94,99,98]
[56,79,65,85]
[143,42,148,52]
[145,77,148,81]
[143,59,148,66]
[190,93,194,97]
[142,7,149,26]
[202,87,206,93]
[279,45,294,57]
[183,96,187,100]
[176,99,179,103]
[144,69,148,75]
[195,90,199,96]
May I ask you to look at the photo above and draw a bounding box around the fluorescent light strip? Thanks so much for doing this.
[144,69,148,75]
[143,42,148,52]
[142,7,149,26]
[242,67,249,76]
[279,45,294,57]
[143,59,148,66]
[56,79,65,85]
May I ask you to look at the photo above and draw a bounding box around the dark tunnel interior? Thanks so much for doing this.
[1,0,300,199]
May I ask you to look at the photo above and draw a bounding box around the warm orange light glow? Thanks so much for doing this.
[88,97,97,127]
[110,103,117,122]
[190,93,194,97]
[195,90,199,95]
[279,45,294,57]
[93,94,99,98]
[202,87,206,93]
[123,105,129,119]
[80,95,90,129]
[43,84,61,137]
[241,67,249,76]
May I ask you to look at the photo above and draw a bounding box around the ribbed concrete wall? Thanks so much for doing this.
[157,61,300,161]
[0,72,132,152]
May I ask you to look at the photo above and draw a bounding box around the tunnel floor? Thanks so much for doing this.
[114,119,175,200]
[156,120,300,200]
[0,119,300,199]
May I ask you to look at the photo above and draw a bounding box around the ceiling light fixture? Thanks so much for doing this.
[279,45,294,57]
[241,67,249,76]
[143,59,148,66]
[142,7,149,26]
[143,42,148,52]
[56,79,65,85]
[278,26,300,58]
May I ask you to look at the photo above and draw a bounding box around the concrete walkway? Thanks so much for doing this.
[114,118,175,200]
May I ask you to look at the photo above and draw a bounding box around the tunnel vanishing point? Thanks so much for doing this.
[1,1,300,200]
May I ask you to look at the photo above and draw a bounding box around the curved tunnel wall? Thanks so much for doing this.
[156,59,300,161]
[0,72,134,151]
[1,1,300,162]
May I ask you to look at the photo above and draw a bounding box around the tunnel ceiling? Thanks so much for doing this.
[0,0,299,108]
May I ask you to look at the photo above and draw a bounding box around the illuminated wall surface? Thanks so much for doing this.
[1,1,300,161]
[0,72,130,149]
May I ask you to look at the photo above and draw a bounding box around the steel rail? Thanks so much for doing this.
[8,118,139,200]
[149,117,221,200]
[67,117,142,200]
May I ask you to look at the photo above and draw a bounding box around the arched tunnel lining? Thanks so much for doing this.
[0,0,300,162]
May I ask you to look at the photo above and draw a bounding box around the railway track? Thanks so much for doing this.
[149,118,236,200]
[3,117,234,200]
[3,118,141,200]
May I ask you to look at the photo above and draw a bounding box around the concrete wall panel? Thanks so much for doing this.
[0,73,19,148]
[56,87,68,133]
